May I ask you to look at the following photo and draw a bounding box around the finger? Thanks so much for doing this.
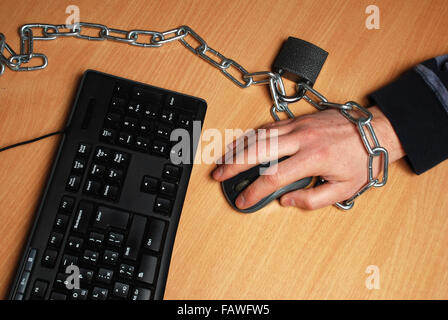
[213,133,300,181]
[224,130,281,164]
[279,181,353,210]
[223,129,276,158]
[234,152,320,209]
[223,124,294,158]
[221,118,300,164]
[260,118,295,129]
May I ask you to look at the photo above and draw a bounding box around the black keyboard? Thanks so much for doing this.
[8,70,207,300]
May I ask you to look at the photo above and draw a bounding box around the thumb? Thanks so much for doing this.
[280,181,353,210]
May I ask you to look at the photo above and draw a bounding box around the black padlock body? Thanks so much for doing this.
[272,37,328,85]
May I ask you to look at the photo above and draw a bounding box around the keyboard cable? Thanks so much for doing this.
[0,130,65,153]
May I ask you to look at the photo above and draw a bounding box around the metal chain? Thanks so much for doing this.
[0,22,388,210]
[277,82,389,210]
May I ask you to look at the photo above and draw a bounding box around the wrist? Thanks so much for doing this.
[370,105,406,163]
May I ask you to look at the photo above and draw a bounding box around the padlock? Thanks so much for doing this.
[272,37,328,85]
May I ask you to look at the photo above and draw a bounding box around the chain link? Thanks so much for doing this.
[0,22,389,210]
[298,88,388,210]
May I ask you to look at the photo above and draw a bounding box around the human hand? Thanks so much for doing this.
[212,106,405,210]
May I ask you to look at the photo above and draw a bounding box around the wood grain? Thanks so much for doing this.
[0,0,447,299]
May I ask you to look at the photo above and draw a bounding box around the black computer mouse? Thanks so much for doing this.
[221,157,314,213]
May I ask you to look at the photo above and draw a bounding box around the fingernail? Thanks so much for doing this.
[213,166,223,180]
[235,194,245,208]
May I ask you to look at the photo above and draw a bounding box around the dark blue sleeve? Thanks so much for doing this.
[369,55,448,174]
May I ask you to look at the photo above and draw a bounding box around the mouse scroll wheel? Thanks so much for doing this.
[233,179,251,193]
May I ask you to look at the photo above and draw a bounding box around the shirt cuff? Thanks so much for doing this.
[369,58,448,174]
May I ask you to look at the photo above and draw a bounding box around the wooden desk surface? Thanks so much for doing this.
[1,0,447,299]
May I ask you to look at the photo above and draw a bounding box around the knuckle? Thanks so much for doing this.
[304,127,320,142]
[294,127,320,146]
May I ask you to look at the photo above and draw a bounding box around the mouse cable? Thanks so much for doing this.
[0,130,65,153]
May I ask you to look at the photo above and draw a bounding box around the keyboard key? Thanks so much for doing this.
[76,143,91,157]
[88,232,105,246]
[154,197,172,215]
[178,113,192,128]
[79,268,94,284]
[97,268,114,284]
[72,202,94,234]
[66,236,84,252]
[139,120,152,134]
[103,250,119,265]
[144,219,166,252]
[50,291,67,300]
[132,87,162,103]
[131,288,151,300]
[70,288,88,300]
[160,181,177,197]
[100,128,116,143]
[82,250,99,265]
[123,116,138,131]
[163,164,181,181]
[94,147,111,162]
[165,94,180,108]
[66,174,81,192]
[48,232,64,248]
[105,112,122,128]
[143,104,160,119]
[61,254,78,269]
[112,151,130,166]
[72,158,86,172]
[106,168,123,182]
[93,206,130,230]
[59,196,75,213]
[113,282,130,299]
[91,287,108,300]
[31,280,48,299]
[170,146,183,160]
[24,249,37,272]
[17,271,30,294]
[113,83,127,98]
[54,273,68,289]
[156,124,172,139]
[56,271,75,288]
[137,255,158,285]
[111,97,127,110]
[160,109,176,123]
[90,163,106,178]
[107,232,124,247]
[54,214,69,231]
[102,184,119,200]
[119,264,135,279]
[84,179,102,196]
[141,176,158,194]
[13,293,23,300]
[152,140,168,156]
[123,215,146,261]
[127,102,143,114]
[135,136,151,151]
